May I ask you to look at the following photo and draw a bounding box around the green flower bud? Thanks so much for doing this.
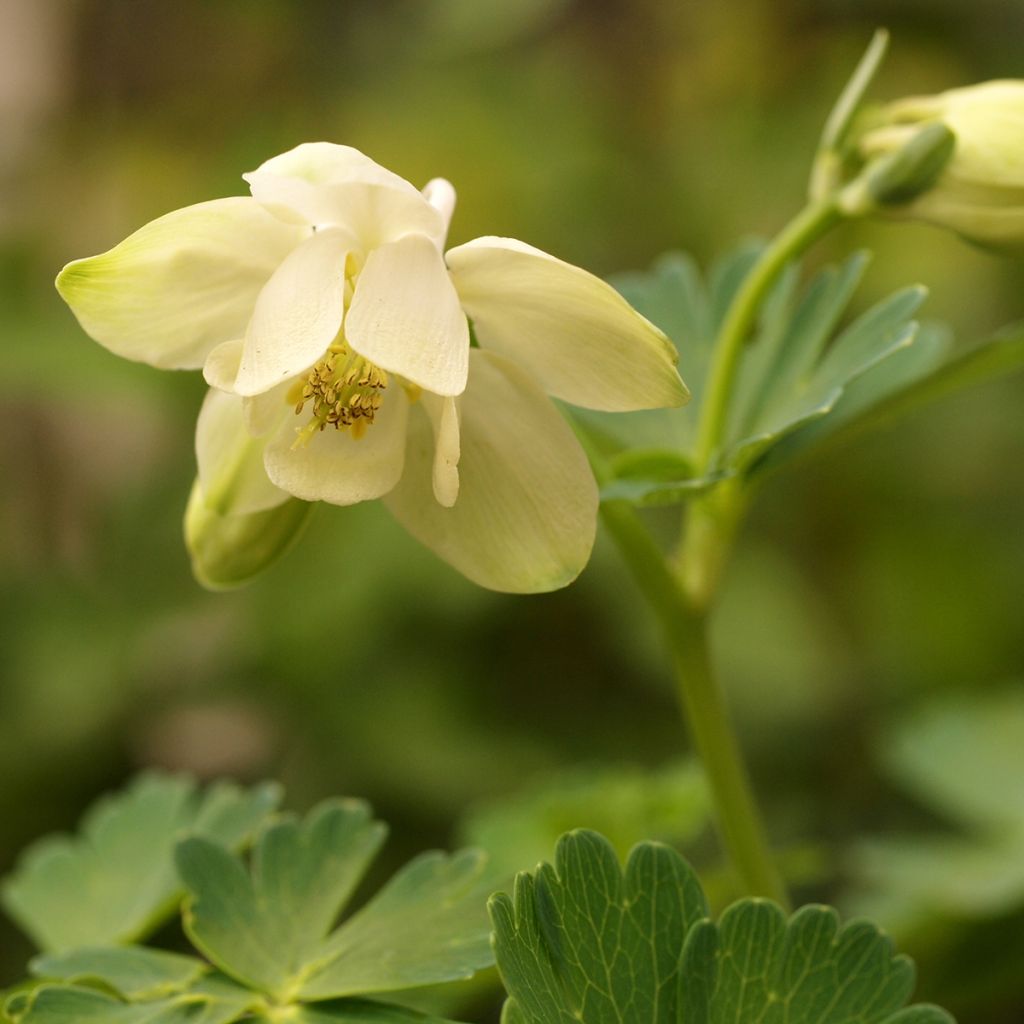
[858,80,1024,247]
[185,481,313,590]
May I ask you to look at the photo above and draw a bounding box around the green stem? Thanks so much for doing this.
[601,500,789,906]
[692,197,841,473]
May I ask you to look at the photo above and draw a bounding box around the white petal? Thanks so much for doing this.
[385,350,598,593]
[203,338,243,391]
[195,388,289,516]
[246,142,422,195]
[263,388,409,506]
[446,236,689,411]
[423,394,460,507]
[246,144,446,250]
[346,233,469,397]
[422,178,457,239]
[243,381,293,437]
[56,198,307,370]
[235,229,353,397]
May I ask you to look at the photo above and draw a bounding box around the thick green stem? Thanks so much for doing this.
[601,501,789,906]
[692,197,841,473]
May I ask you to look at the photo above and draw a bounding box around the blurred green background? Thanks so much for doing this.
[1,0,1023,1019]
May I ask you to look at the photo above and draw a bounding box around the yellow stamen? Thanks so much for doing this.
[291,344,389,449]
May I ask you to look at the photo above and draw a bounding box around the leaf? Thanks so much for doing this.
[491,830,953,1024]
[280,997,461,1023]
[848,686,1024,933]
[724,280,927,473]
[11,978,256,1024]
[599,472,722,507]
[758,322,1024,475]
[1,773,281,952]
[882,689,1024,832]
[31,947,207,1001]
[176,799,493,1005]
[459,761,710,879]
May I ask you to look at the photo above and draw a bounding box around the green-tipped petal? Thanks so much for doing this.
[185,481,313,590]
[385,350,598,593]
[56,197,307,369]
[446,236,690,412]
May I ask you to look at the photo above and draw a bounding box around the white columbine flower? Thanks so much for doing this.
[57,143,688,592]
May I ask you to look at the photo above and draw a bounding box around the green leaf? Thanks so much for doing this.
[848,686,1024,933]
[881,688,1024,833]
[11,978,256,1024]
[491,830,953,1024]
[759,322,1024,475]
[176,799,493,1004]
[1,773,281,952]
[459,761,710,879]
[278,997,461,1024]
[724,279,927,473]
[31,947,206,1000]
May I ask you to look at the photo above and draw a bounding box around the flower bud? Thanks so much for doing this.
[185,481,313,590]
[858,80,1024,247]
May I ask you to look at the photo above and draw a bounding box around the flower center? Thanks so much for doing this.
[289,343,389,448]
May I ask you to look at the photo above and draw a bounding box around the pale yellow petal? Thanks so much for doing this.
[56,197,307,370]
[446,236,689,411]
[385,350,598,593]
[346,233,469,397]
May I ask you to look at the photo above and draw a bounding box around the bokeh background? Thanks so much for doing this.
[2,0,1023,1019]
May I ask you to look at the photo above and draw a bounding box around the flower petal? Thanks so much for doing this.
[245,144,446,250]
[203,338,243,391]
[246,142,422,195]
[195,388,289,516]
[422,178,457,240]
[446,236,690,411]
[234,228,353,397]
[385,350,598,593]
[55,198,307,370]
[424,394,460,507]
[243,382,292,437]
[263,388,409,505]
[346,233,470,396]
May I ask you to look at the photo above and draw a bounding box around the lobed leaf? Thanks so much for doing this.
[491,830,954,1024]
[1,773,281,952]
[10,977,257,1024]
[592,245,1024,507]
[176,799,493,1005]
[30,946,207,1001]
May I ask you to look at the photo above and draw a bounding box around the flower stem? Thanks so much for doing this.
[600,500,789,906]
[692,197,841,474]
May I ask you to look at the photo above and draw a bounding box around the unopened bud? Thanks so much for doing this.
[185,481,313,590]
[854,80,1024,247]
